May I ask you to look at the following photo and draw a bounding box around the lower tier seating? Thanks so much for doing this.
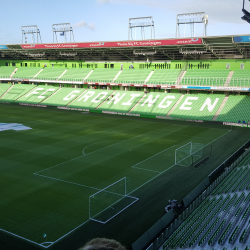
[169,94,225,121]
[216,95,250,123]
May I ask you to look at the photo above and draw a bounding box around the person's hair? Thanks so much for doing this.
[79,238,126,250]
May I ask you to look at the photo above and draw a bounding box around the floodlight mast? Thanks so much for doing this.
[128,17,155,40]
[21,25,42,44]
[176,12,208,38]
[52,23,75,43]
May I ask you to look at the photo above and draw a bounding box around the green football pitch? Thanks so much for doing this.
[0,104,249,250]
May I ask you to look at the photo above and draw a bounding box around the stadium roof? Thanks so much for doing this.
[1,34,250,61]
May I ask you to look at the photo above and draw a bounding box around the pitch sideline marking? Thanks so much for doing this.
[5,129,231,248]
[34,130,154,175]
[0,227,47,249]
[131,145,177,173]
[82,140,117,155]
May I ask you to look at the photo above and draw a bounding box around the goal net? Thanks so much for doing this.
[175,142,204,167]
[89,177,138,224]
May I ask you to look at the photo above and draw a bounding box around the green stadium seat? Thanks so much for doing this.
[68,89,114,110]
[97,91,144,112]
[0,84,35,102]
[0,66,16,78]
[170,93,225,121]
[115,69,151,84]
[60,68,92,81]
[15,85,59,104]
[131,92,181,116]
[0,83,12,97]
[216,95,250,123]
[41,88,86,106]
[13,67,42,79]
[86,68,120,83]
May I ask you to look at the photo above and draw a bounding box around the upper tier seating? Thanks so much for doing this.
[0,84,35,102]
[182,69,230,86]
[0,83,12,97]
[147,69,180,85]
[86,69,120,83]
[131,92,181,116]
[59,68,92,81]
[0,66,16,78]
[170,93,225,121]
[34,68,66,80]
[16,85,59,104]
[229,69,250,87]
[115,69,152,84]
[68,89,114,110]
[42,88,86,106]
[13,67,42,79]
[97,91,144,112]
[216,95,250,123]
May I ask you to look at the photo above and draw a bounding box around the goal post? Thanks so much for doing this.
[89,177,138,224]
[175,142,204,167]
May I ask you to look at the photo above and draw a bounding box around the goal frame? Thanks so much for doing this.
[89,177,139,224]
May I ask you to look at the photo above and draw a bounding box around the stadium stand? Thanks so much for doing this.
[147,69,180,85]
[0,83,12,97]
[163,159,250,250]
[230,69,250,87]
[15,85,59,104]
[0,66,16,78]
[182,69,230,86]
[86,68,120,83]
[216,95,250,123]
[68,89,114,110]
[0,84,35,102]
[59,68,92,81]
[131,92,182,116]
[97,91,144,112]
[34,68,66,80]
[42,88,86,106]
[169,93,225,121]
[13,67,42,79]
[115,69,152,84]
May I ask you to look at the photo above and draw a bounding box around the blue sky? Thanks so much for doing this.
[0,0,249,44]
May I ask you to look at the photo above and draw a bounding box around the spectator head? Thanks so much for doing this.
[79,238,126,250]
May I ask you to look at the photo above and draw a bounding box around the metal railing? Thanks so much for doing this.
[2,75,250,88]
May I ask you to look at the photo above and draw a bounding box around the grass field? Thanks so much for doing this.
[0,104,249,250]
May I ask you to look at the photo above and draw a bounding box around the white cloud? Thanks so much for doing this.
[98,0,245,24]
[73,20,96,31]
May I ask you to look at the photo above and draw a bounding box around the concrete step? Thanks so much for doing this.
[212,95,229,121]
[224,71,234,87]
[33,68,44,79]
[129,94,147,113]
[0,84,14,99]
[84,70,94,81]
[95,90,116,110]
[144,71,154,84]
[57,69,68,80]
[113,70,122,82]
[176,71,186,85]
[10,68,18,78]
[167,94,185,116]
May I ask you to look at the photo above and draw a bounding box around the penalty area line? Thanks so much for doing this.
[131,145,176,173]
[128,129,232,196]
[33,173,100,191]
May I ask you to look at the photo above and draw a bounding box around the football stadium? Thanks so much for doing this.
[1,6,250,250]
